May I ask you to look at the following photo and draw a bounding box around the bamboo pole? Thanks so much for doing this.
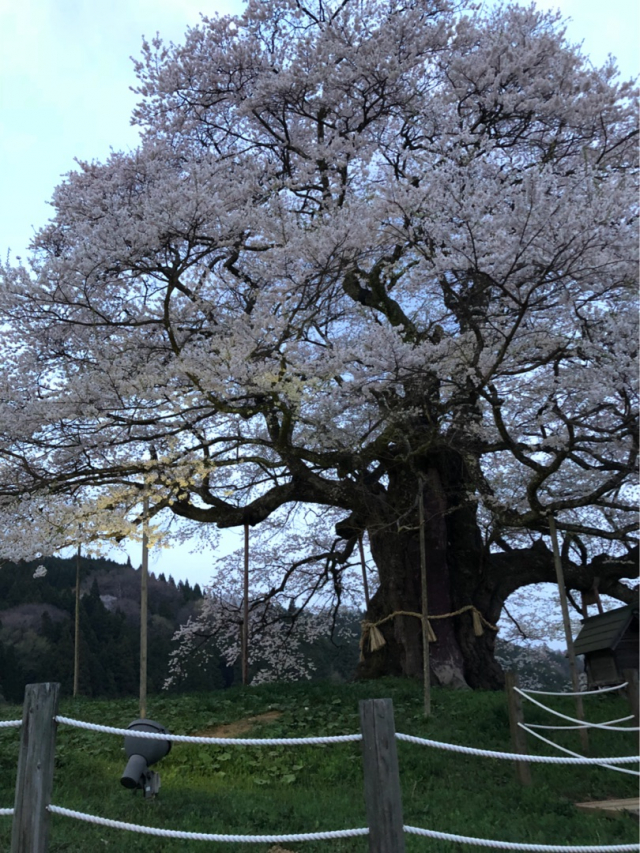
[242,522,249,686]
[418,482,431,718]
[548,514,588,753]
[73,544,81,697]
[358,533,371,608]
[139,496,149,719]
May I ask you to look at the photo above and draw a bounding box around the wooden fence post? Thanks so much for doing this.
[548,515,589,754]
[11,682,60,853]
[359,698,405,853]
[505,672,531,786]
[621,669,639,750]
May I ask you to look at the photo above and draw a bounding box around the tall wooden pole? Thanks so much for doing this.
[139,496,149,719]
[73,544,81,697]
[548,515,588,753]
[242,522,250,686]
[358,533,371,609]
[418,482,431,718]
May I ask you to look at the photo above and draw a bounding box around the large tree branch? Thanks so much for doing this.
[488,541,639,606]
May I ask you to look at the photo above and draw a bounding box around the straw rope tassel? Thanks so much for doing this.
[368,625,386,653]
[472,609,484,637]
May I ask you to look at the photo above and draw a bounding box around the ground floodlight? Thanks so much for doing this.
[121,718,172,797]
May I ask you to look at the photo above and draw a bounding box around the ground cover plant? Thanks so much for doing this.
[1,678,637,852]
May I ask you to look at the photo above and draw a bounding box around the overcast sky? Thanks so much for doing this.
[0,0,638,586]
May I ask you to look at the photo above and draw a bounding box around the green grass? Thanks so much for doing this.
[1,678,638,852]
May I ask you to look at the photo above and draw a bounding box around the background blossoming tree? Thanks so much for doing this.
[0,0,637,688]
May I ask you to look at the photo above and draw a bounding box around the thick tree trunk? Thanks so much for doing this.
[356,464,504,689]
[355,456,639,689]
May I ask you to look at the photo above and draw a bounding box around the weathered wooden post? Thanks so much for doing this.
[505,672,531,786]
[359,698,405,853]
[11,682,60,853]
[548,515,589,754]
[622,669,639,750]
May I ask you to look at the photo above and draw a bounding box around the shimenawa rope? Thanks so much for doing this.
[360,605,498,659]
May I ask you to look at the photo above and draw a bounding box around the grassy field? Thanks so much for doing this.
[0,677,638,852]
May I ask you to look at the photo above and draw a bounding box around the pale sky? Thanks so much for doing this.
[0,0,638,586]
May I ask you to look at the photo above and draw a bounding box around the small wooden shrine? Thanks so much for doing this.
[573,604,639,689]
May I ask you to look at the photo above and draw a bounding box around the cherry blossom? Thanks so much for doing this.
[0,0,636,687]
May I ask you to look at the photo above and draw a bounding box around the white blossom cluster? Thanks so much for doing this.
[166,504,367,685]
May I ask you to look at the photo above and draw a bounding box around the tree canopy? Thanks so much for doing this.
[0,0,637,687]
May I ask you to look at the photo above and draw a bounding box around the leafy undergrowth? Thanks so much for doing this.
[1,678,638,852]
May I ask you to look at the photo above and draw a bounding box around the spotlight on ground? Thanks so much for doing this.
[120,719,171,797]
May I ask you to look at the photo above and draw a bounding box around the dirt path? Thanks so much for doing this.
[192,710,283,739]
[194,710,295,851]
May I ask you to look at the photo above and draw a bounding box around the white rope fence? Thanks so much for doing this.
[508,681,639,781]
[54,716,361,745]
[47,806,369,842]
[514,688,640,732]
[42,714,639,849]
[403,825,640,852]
[53,715,639,765]
[522,683,629,698]
[525,716,634,731]
[518,725,639,777]
[44,806,640,851]
[0,721,20,819]
[395,732,639,765]
[4,689,638,851]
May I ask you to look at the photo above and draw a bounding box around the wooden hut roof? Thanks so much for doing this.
[573,604,639,656]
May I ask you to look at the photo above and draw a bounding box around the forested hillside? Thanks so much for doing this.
[0,555,208,702]
[0,556,363,702]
